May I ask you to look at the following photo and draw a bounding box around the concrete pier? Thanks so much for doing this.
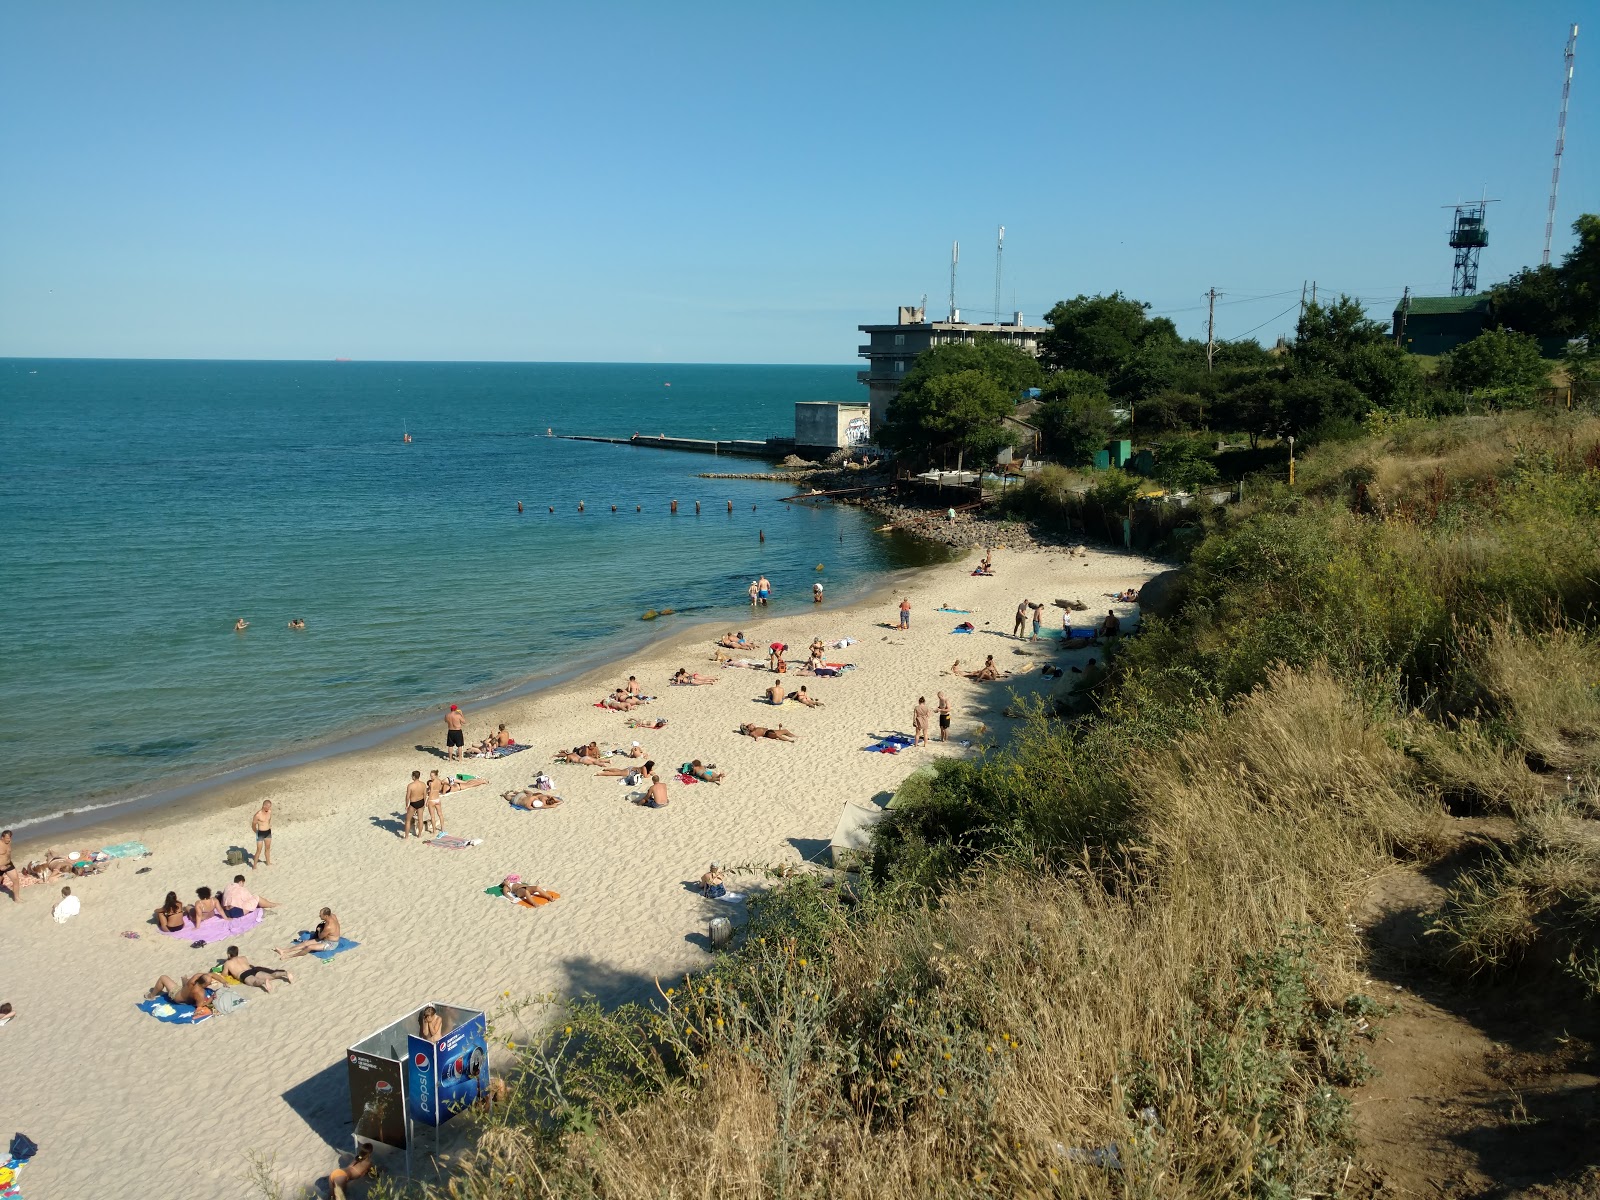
[557,433,797,460]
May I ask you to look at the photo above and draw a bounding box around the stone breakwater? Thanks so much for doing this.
[857,499,1077,553]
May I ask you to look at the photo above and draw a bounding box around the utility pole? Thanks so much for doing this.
[1396,286,1411,347]
[1310,281,1317,307]
[1299,281,1307,321]
[1205,287,1218,372]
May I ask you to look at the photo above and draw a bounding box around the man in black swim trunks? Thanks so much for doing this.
[444,704,466,762]
[251,801,273,868]
[0,830,18,902]
[222,945,293,992]
[403,770,428,840]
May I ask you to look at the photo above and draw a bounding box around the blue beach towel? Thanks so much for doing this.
[294,931,361,961]
[137,997,212,1025]
[951,625,975,634]
[936,607,972,614]
[99,841,150,859]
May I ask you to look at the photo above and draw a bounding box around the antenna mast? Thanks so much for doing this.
[948,240,959,322]
[1543,24,1580,266]
[993,226,1005,325]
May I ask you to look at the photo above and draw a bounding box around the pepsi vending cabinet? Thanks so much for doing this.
[407,1010,488,1126]
[347,1002,488,1163]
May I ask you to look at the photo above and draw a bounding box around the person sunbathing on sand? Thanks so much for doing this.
[596,758,654,783]
[327,1143,375,1200]
[554,741,603,765]
[718,631,755,649]
[191,885,225,925]
[739,723,797,741]
[146,971,223,1008]
[686,759,724,783]
[626,716,668,730]
[967,655,1005,681]
[701,862,727,898]
[636,775,671,807]
[221,945,293,992]
[274,907,339,959]
[602,689,639,711]
[507,789,563,809]
[788,686,822,707]
[672,668,718,685]
[501,874,559,902]
[154,891,187,932]
[766,680,786,705]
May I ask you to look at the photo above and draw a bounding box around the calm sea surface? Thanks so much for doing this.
[0,360,933,829]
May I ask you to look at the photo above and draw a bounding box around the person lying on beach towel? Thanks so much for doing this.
[672,668,718,685]
[596,757,654,783]
[601,690,640,711]
[145,971,224,1012]
[436,773,489,793]
[788,686,822,707]
[273,907,339,960]
[739,723,797,742]
[220,946,294,993]
[721,657,764,669]
[717,631,756,649]
[971,564,995,576]
[626,717,668,730]
[952,622,976,633]
[507,789,564,809]
[499,874,560,905]
[1113,588,1138,602]
[958,655,1010,681]
[554,740,602,764]
[682,759,724,783]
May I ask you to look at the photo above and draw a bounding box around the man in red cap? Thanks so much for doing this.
[444,704,466,762]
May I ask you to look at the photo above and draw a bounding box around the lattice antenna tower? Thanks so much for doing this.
[994,226,1005,324]
[1544,24,1580,266]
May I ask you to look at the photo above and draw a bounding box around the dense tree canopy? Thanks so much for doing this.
[1040,293,1179,379]
[879,368,1014,470]
[1491,214,1600,339]
[1443,328,1552,402]
[1289,295,1420,413]
[898,338,1044,400]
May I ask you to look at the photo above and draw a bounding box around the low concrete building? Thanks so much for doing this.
[794,402,872,458]
[858,304,1048,429]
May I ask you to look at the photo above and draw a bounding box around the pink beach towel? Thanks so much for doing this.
[159,908,265,944]
[677,772,699,785]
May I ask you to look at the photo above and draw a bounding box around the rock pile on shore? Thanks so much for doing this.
[859,499,1075,552]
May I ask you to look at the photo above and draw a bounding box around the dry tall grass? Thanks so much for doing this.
[427,669,1443,1200]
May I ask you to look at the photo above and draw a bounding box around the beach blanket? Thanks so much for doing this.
[426,834,481,849]
[291,930,360,960]
[0,1155,26,1200]
[677,773,699,785]
[471,744,529,759]
[137,995,215,1025]
[866,732,917,754]
[160,908,265,944]
[98,841,149,859]
[935,607,972,614]
[951,624,975,634]
[484,884,561,908]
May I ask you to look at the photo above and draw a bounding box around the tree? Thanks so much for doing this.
[1279,375,1366,436]
[1289,295,1420,411]
[880,369,1014,471]
[1110,338,1210,404]
[1443,328,1552,403]
[1213,374,1286,448]
[898,337,1045,399]
[1150,436,1220,494]
[1040,293,1178,378]
[1038,393,1114,465]
[1134,389,1206,433]
[1490,214,1600,339]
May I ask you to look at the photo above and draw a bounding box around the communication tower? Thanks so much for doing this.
[993,226,1004,325]
[948,241,959,322]
[1543,24,1580,266]
[1446,200,1494,295]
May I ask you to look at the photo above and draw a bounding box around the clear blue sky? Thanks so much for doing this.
[0,1,1590,363]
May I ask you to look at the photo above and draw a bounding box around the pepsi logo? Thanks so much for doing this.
[414,1052,430,1070]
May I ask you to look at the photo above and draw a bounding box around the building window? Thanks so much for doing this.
[895,360,905,373]
[894,333,905,346]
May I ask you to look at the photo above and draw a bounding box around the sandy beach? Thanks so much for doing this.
[0,541,1165,1199]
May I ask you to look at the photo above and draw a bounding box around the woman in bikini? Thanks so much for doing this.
[501,874,559,902]
[154,891,187,932]
[192,885,225,925]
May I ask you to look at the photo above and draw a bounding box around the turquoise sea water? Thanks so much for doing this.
[0,360,931,829]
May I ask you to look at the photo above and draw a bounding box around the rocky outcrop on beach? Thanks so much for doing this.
[858,498,1076,552]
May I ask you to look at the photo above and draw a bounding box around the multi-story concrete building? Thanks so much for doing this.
[857,304,1049,429]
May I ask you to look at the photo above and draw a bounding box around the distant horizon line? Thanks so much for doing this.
[0,355,862,368]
